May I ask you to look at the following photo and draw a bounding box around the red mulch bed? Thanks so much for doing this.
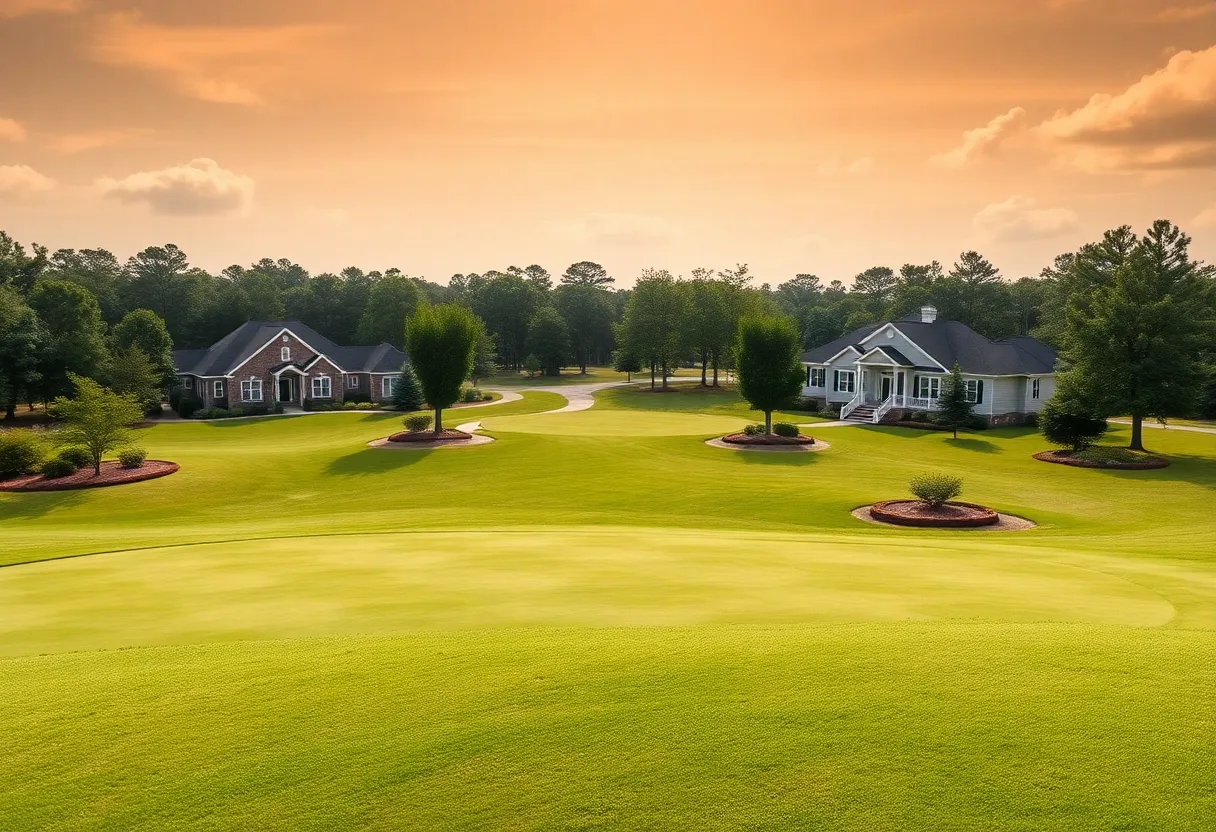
[1033,450,1168,470]
[721,432,816,446]
[388,429,472,443]
[870,499,999,528]
[0,460,179,493]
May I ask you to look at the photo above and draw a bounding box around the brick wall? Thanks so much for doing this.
[230,331,319,406]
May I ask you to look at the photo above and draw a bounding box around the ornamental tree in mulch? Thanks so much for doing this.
[936,364,975,439]
[406,304,479,434]
[1039,384,1108,452]
[48,374,143,476]
[735,313,804,434]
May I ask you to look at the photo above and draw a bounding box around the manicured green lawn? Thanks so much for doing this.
[1,383,1214,830]
[484,365,696,385]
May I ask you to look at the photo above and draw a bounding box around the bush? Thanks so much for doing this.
[462,387,484,403]
[1040,394,1108,451]
[56,446,92,470]
[1074,446,1147,466]
[909,473,963,509]
[343,400,362,410]
[0,429,49,479]
[772,422,800,437]
[967,415,989,431]
[39,457,78,479]
[118,447,147,469]
[175,392,202,419]
[911,411,929,423]
[742,423,764,436]
[819,403,842,418]
[403,413,433,432]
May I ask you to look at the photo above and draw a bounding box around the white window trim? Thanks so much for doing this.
[281,346,291,362]
[382,376,396,398]
[240,378,263,402]
[833,370,856,394]
[346,374,359,388]
[808,368,826,388]
[964,379,980,404]
[311,376,332,398]
[1032,379,1041,400]
[914,376,941,399]
[213,380,224,398]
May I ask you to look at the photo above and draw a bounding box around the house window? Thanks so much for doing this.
[311,376,331,398]
[833,370,856,393]
[183,377,194,390]
[281,346,291,362]
[282,335,289,342]
[346,374,359,389]
[1032,379,1041,400]
[807,368,826,388]
[382,376,396,398]
[240,379,263,402]
[914,376,940,399]
[964,379,984,404]
[213,380,224,399]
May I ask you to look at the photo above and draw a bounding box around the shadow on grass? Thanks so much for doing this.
[0,490,87,520]
[324,447,433,476]
[1058,452,1216,491]
[945,437,1001,453]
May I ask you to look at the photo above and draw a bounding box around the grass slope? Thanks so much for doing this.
[1,383,1214,829]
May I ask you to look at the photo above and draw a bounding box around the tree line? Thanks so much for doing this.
[2,220,1214,432]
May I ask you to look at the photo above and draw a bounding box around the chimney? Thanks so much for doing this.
[920,305,938,324]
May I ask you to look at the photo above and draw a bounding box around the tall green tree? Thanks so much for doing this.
[936,363,976,439]
[852,266,897,320]
[619,269,689,390]
[0,287,44,420]
[684,277,732,386]
[391,362,425,411]
[554,283,614,373]
[943,250,1006,335]
[560,261,613,287]
[1063,220,1216,450]
[49,374,144,476]
[469,318,498,384]
[735,313,804,433]
[611,347,642,382]
[405,304,480,433]
[121,244,199,339]
[0,231,48,294]
[470,272,542,370]
[112,309,176,387]
[104,346,164,414]
[45,248,127,323]
[526,307,572,376]
[27,279,108,401]
[356,274,422,347]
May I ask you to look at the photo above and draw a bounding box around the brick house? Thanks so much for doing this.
[172,321,408,408]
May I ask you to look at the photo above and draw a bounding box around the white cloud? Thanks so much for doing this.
[0,118,26,141]
[1036,46,1216,170]
[96,158,254,216]
[973,195,1079,242]
[0,0,83,18]
[931,107,1027,168]
[817,156,874,177]
[551,213,678,247]
[0,165,56,195]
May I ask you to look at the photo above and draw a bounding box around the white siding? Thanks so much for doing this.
[859,326,944,370]
[990,377,1024,415]
[1026,376,1054,412]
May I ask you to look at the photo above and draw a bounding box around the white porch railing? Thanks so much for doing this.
[839,390,864,420]
[901,396,940,411]
[873,394,896,423]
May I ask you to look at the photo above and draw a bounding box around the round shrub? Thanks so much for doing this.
[39,457,78,479]
[117,447,147,469]
[56,446,93,470]
[911,411,928,423]
[403,413,433,433]
[1040,395,1107,451]
[175,392,202,419]
[462,387,484,403]
[772,422,800,438]
[909,473,963,509]
[742,423,765,436]
[343,400,362,410]
[0,429,49,479]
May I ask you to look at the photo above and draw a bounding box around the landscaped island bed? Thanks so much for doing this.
[869,499,1000,528]
[387,428,472,443]
[0,460,179,492]
[1,385,1213,830]
[720,431,817,446]
[1034,448,1169,470]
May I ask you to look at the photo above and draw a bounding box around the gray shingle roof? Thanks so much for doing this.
[802,318,1055,376]
[172,321,407,376]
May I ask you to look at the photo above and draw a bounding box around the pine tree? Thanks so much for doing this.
[391,362,424,411]
[936,363,975,439]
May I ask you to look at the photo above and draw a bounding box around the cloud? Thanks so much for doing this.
[817,157,874,177]
[49,128,149,154]
[0,0,83,18]
[89,12,331,105]
[930,107,1027,168]
[0,165,56,195]
[1192,205,1216,228]
[973,195,1079,242]
[0,118,26,141]
[552,213,678,247]
[1036,46,1216,170]
[96,158,254,216]
[1153,4,1216,22]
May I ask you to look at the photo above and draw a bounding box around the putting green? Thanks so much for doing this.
[0,528,1175,657]
[481,409,752,436]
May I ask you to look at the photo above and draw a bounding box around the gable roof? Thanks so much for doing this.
[803,316,1056,376]
[172,321,407,376]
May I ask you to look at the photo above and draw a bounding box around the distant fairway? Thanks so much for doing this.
[2,383,1214,830]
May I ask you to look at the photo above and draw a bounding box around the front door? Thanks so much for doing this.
[279,376,293,403]
[881,375,892,400]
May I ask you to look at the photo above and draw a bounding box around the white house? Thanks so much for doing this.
[801,306,1056,425]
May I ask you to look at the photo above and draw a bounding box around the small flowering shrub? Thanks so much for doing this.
[909,474,962,509]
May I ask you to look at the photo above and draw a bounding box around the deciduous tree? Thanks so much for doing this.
[0,287,44,420]
[27,279,108,401]
[736,313,804,433]
[49,374,144,475]
[112,309,176,388]
[405,304,479,432]
[526,307,572,376]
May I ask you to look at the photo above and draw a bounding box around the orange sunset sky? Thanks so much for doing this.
[2,0,1215,285]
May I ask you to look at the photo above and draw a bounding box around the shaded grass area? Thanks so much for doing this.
[3,624,1213,831]
[484,365,695,386]
[593,382,823,424]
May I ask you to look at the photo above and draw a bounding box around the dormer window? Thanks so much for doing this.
[281,346,291,362]
[282,335,289,343]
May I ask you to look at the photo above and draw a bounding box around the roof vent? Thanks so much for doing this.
[920,305,938,324]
